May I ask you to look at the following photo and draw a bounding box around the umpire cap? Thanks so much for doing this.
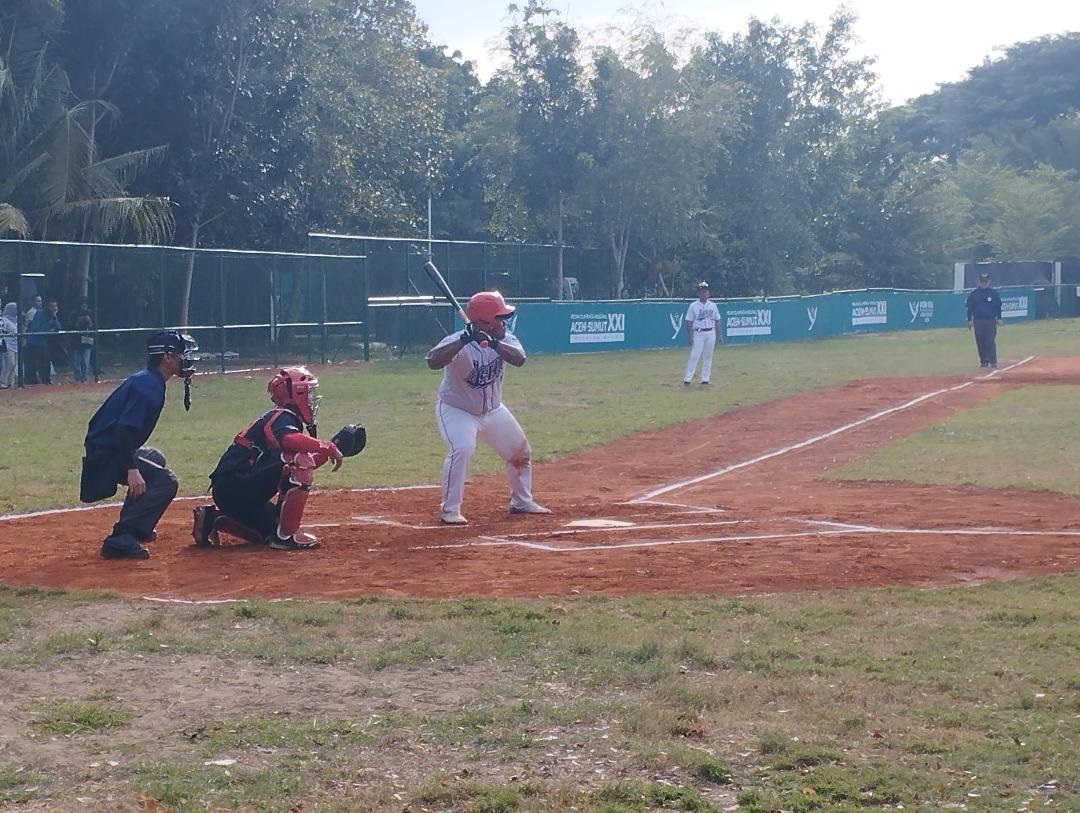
[147,330,192,355]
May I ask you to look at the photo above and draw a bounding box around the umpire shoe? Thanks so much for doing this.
[100,534,150,560]
[440,511,468,525]
[268,534,319,550]
[509,501,552,515]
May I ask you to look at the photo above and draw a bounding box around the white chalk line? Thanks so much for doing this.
[0,484,439,523]
[632,356,1035,503]
[408,519,1080,554]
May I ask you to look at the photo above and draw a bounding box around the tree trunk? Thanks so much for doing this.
[178,220,201,327]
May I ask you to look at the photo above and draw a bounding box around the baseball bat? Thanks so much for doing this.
[422,260,488,347]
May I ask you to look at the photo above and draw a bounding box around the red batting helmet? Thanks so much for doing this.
[268,366,321,426]
[466,291,515,323]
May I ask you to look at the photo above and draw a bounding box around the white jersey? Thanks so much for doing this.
[435,329,525,416]
[685,299,720,331]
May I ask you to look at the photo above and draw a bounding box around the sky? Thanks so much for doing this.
[410,0,1080,105]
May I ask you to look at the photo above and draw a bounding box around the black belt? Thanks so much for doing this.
[694,328,713,332]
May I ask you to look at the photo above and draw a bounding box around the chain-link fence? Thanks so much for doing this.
[0,240,366,386]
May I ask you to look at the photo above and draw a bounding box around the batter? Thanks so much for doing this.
[426,291,550,524]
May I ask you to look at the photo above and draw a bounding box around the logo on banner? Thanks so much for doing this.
[806,306,818,331]
[726,308,772,337]
[908,300,934,324]
[852,300,887,326]
[1001,296,1029,318]
[669,312,684,340]
[569,312,626,344]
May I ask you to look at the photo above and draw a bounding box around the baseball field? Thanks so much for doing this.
[1,320,1078,810]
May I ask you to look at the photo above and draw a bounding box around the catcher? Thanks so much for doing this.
[191,366,366,550]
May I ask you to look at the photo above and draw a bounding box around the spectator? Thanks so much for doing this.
[0,302,17,388]
[23,294,41,332]
[71,298,96,383]
[25,298,60,384]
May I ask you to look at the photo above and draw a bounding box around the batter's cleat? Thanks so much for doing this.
[440,511,468,525]
[268,533,319,550]
[509,501,552,515]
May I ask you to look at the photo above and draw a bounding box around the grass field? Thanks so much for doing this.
[4,318,1079,514]
[2,319,1079,810]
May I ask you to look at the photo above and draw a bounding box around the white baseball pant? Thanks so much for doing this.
[435,400,535,515]
[683,329,717,384]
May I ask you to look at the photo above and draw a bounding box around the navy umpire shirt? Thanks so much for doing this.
[965,285,1002,321]
[84,367,167,458]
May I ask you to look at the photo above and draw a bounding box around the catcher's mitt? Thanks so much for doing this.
[331,423,367,457]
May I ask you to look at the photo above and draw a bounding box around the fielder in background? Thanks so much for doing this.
[965,271,1003,368]
[80,330,198,559]
[426,291,550,525]
[192,367,354,550]
[683,281,722,386]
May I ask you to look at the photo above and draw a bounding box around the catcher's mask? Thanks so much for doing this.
[466,291,515,324]
[268,366,321,427]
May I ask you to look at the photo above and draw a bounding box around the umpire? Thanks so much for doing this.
[81,330,197,559]
[965,271,1003,368]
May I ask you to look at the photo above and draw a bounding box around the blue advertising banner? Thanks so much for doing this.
[503,287,1037,354]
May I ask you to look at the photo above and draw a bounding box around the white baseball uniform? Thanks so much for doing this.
[433,329,537,516]
[683,298,721,384]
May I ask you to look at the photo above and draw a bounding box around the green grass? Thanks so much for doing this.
[30,699,128,735]
[831,383,1080,494]
[4,318,1078,513]
[2,576,1078,809]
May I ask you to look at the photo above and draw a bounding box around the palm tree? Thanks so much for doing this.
[1,9,174,294]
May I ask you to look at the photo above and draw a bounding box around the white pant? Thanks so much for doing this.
[435,400,534,515]
[683,330,717,383]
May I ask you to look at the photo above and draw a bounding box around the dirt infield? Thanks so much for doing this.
[3,357,1079,600]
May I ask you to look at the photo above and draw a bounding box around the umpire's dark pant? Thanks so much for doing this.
[973,318,998,366]
[111,454,178,542]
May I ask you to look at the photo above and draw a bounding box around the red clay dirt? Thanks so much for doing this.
[3,356,1079,600]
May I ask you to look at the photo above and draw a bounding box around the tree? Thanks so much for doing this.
[579,30,733,297]
[500,0,587,298]
[1,1,173,298]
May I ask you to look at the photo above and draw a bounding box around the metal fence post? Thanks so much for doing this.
[218,255,226,373]
[320,265,328,364]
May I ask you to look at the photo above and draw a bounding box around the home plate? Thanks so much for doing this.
[564,519,636,528]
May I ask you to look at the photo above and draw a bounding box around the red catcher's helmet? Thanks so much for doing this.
[268,366,321,426]
[466,291,515,323]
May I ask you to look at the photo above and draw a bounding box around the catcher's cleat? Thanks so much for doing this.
[212,515,266,546]
[192,504,220,546]
[509,501,552,515]
[440,511,468,525]
[268,533,319,550]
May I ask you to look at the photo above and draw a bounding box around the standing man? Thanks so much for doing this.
[683,281,722,386]
[71,298,96,383]
[426,291,550,525]
[81,330,198,559]
[25,297,60,384]
[965,271,1003,368]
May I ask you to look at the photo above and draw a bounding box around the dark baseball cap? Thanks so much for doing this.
[146,330,197,356]
[978,272,990,280]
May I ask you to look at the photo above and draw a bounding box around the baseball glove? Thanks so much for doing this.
[330,423,367,457]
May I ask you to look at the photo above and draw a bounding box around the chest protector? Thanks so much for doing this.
[210,408,294,481]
